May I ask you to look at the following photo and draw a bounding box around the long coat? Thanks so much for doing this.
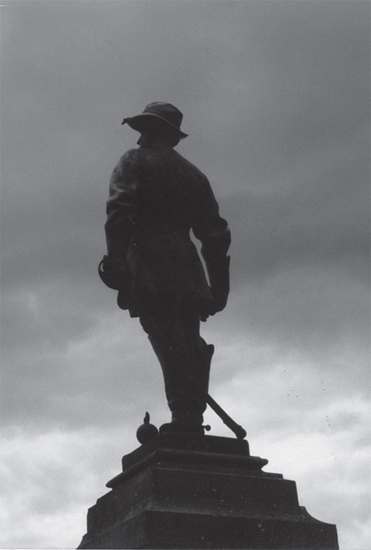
[105,144,231,315]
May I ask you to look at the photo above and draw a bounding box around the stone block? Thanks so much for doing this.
[77,434,338,549]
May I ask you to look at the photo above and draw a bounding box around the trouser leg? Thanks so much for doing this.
[139,303,214,431]
[148,333,214,424]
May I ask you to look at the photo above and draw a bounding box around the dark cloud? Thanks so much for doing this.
[1,0,368,411]
[0,1,369,548]
[225,156,369,286]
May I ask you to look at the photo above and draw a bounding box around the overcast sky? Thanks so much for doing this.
[1,1,370,548]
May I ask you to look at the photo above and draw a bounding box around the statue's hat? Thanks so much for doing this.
[122,102,188,139]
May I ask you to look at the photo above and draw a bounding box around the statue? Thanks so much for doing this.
[99,102,231,436]
[82,103,340,550]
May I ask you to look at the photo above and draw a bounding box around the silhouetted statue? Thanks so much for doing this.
[99,103,230,435]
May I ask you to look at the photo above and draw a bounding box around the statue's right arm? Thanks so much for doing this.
[104,149,141,260]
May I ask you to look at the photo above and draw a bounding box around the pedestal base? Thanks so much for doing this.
[77,434,338,549]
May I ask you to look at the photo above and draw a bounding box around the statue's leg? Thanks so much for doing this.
[139,301,213,433]
[167,341,214,432]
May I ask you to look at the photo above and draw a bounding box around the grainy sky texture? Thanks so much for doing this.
[1,1,370,548]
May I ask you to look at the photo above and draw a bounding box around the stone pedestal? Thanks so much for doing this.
[77,434,338,549]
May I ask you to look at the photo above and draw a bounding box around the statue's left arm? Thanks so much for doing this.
[192,176,231,315]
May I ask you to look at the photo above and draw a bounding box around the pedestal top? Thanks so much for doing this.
[123,433,250,467]
[107,434,269,489]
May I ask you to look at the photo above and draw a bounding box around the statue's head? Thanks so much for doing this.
[122,102,188,146]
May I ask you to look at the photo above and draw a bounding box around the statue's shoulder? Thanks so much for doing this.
[113,148,148,173]
[117,147,143,164]
[172,150,209,184]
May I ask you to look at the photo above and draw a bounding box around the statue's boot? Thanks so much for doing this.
[166,342,213,433]
[148,334,214,434]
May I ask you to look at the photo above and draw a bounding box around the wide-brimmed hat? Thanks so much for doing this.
[122,102,188,139]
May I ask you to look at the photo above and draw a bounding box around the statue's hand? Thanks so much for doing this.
[102,254,126,272]
[203,255,230,317]
[208,290,228,316]
[199,290,228,321]
[98,255,131,291]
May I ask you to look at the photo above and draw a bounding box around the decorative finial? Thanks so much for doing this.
[136,412,159,444]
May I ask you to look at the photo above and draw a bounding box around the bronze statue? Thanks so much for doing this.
[99,102,231,435]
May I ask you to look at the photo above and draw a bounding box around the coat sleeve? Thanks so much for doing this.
[192,175,231,314]
[192,175,231,262]
[104,149,142,257]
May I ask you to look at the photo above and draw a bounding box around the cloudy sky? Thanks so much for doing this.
[1,0,370,548]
